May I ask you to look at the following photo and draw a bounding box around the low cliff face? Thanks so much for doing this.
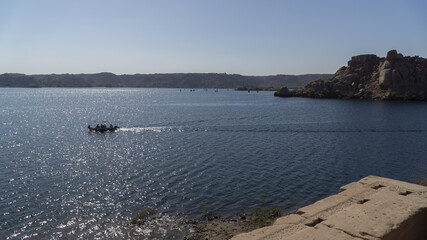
[275,50,427,100]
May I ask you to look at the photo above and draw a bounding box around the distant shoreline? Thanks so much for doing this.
[0,72,332,89]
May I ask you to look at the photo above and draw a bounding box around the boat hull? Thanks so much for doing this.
[88,126,119,132]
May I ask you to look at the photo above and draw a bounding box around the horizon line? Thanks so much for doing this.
[1,72,334,77]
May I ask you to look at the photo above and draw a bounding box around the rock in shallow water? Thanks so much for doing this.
[274,87,292,97]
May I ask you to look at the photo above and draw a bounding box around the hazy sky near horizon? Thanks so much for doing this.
[0,0,426,75]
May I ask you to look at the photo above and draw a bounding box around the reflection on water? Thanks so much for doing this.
[1,88,427,239]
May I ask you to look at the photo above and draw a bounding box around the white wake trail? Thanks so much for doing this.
[118,126,182,133]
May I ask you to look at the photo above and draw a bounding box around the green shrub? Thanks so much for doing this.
[250,205,281,227]
[201,204,214,220]
[130,208,156,224]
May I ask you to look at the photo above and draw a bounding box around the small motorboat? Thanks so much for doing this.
[88,124,119,132]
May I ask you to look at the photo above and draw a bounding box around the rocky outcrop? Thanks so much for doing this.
[273,87,292,97]
[275,50,427,100]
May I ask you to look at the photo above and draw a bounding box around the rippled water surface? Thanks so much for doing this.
[1,88,427,239]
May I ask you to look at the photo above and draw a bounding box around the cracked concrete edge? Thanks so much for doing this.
[231,176,427,240]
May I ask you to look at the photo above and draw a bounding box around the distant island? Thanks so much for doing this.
[0,73,332,89]
[275,50,427,101]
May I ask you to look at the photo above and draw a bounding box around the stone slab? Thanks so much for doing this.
[231,176,427,240]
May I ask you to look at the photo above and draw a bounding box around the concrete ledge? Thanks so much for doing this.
[232,176,427,240]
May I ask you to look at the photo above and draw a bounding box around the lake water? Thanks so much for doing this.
[1,88,427,239]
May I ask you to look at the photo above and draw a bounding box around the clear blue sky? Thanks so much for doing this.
[0,0,426,75]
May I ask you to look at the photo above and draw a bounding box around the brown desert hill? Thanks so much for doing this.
[0,73,332,89]
[275,50,427,101]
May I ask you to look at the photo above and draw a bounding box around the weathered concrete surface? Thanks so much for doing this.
[232,176,427,240]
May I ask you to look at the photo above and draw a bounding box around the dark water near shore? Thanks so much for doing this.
[1,88,427,239]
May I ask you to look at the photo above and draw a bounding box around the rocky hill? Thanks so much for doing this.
[0,73,332,89]
[275,50,427,100]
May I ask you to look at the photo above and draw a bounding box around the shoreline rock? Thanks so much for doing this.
[275,50,427,101]
[185,206,281,240]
